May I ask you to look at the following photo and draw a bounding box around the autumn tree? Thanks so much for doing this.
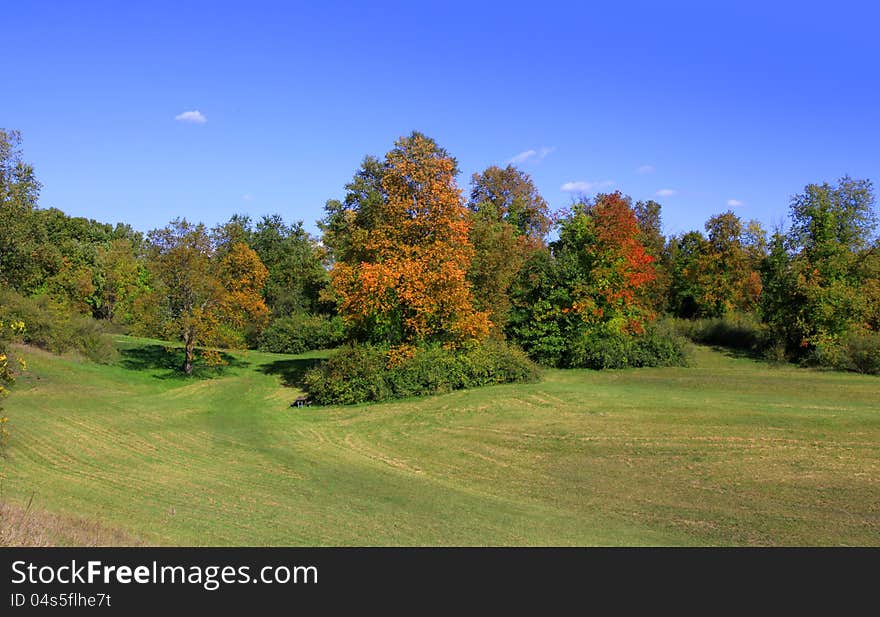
[668,212,765,317]
[467,166,550,336]
[327,132,489,346]
[633,199,670,313]
[561,192,657,333]
[145,219,269,374]
[508,192,657,364]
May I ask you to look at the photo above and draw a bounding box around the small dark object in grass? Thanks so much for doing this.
[291,396,311,408]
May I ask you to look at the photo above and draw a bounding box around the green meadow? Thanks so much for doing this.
[1,337,878,546]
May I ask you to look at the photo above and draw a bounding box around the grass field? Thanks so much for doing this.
[1,336,878,546]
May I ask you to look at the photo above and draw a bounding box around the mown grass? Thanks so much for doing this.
[1,336,878,546]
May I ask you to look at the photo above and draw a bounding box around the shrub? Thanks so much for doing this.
[303,341,540,405]
[0,288,116,363]
[565,323,690,370]
[810,330,880,375]
[257,313,345,354]
[674,312,767,353]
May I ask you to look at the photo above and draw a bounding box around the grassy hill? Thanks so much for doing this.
[1,336,878,546]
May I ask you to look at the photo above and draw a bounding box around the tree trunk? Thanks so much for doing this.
[183,331,195,375]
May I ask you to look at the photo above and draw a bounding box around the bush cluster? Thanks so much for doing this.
[673,312,767,353]
[303,341,540,405]
[564,323,691,369]
[257,313,345,354]
[0,288,116,363]
[809,330,880,375]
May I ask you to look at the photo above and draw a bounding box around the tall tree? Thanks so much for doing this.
[468,165,550,241]
[774,177,877,348]
[467,166,550,336]
[0,129,48,293]
[633,199,670,313]
[328,132,489,345]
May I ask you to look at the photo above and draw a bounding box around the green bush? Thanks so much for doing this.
[0,288,116,363]
[810,330,880,375]
[303,341,541,405]
[565,324,690,370]
[257,313,345,354]
[674,312,767,352]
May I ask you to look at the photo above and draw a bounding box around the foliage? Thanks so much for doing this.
[0,287,116,363]
[327,133,490,346]
[0,315,26,448]
[508,192,659,367]
[634,199,671,313]
[468,165,551,241]
[0,129,45,294]
[668,212,765,318]
[144,220,269,374]
[673,312,767,353]
[565,322,690,369]
[257,313,345,354]
[760,177,878,358]
[303,341,540,405]
[466,166,549,337]
[216,214,329,317]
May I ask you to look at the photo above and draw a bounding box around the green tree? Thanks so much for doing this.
[0,129,49,293]
[785,177,876,348]
[250,215,328,317]
[468,165,550,241]
[95,238,149,323]
[467,166,550,337]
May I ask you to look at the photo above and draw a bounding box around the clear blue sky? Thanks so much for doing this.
[4,1,879,237]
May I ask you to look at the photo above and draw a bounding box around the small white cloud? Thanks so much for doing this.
[509,146,554,165]
[727,199,743,207]
[655,188,677,197]
[175,110,207,124]
[242,194,253,202]
[561,180,613,193]
[637,165,655,174]
[509,149,537,164]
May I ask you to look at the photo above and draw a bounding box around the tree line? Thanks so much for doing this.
[1,128,878,384]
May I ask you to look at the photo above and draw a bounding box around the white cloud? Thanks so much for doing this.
[655,188,677,197]
[509,149,537,164]
[637,165,655,174]
[727,199,743,207]
[561,180,613,193]
[242,194,253,202]
[508,146,554,165]
[175,110,207,124]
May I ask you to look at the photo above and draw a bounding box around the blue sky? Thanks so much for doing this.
[4,1,879,237]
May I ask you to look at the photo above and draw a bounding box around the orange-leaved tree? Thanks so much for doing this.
[327,132,490,346]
